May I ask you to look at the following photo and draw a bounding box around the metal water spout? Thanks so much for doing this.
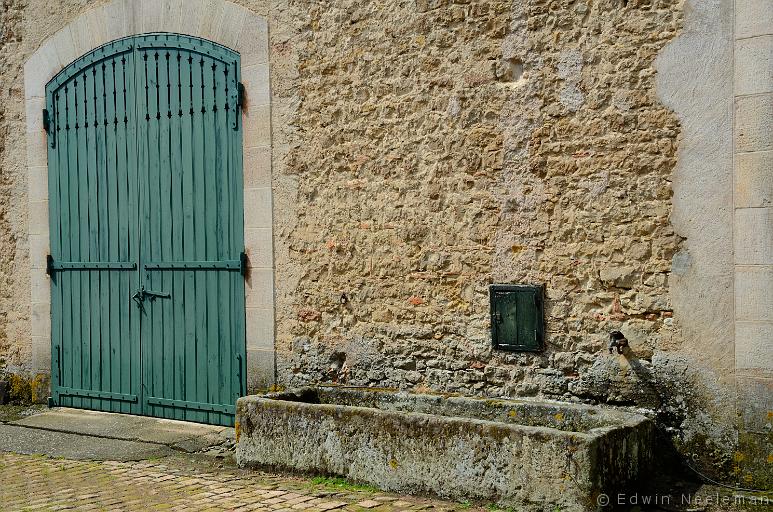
[608,330,629,354]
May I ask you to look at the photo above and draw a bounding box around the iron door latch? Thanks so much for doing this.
[132,286,171,308]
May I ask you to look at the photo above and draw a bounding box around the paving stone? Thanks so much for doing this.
[0,452,471,512]
[356,501,382,509]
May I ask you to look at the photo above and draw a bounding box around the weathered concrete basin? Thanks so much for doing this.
[236,387,653,511]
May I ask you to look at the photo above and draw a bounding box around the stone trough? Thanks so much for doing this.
[236,387,653,511]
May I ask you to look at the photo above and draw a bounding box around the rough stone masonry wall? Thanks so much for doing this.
[0,0,750,483]
[271,0,743,476]
[0,0,29,373]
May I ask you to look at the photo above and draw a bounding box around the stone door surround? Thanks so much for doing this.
[25,0,275,390]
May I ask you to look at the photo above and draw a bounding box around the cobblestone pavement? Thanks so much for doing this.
[0,452,469,512]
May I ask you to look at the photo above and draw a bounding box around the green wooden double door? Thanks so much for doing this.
[45,34,246,426]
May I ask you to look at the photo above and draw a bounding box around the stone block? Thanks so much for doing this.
[27,131,48,167]
[23,52,47,100]
[244,227,273,268]
[25,98,45,134]
[737,375,773,433]
[734,208,772,264]
[197,0,225,42]
[735,36,773,96]
[736,94,773,153]
[30,270,50,305]
[157,0,181,36]
[735,265,773,321]
[246,307,274,351]
[102,1,127,41]
[243,104,271,148]
[31,303,51,338]
[68,14,91,57]
[29,234,50,269]
[246,348,275,392]
[244,187,272,229]
[176,0,203,37]
[735,321,773,370]
[141,0,165,34]
[216,1,247,50]
[31,336,52,372]
[28,166,48,203]
[735,150,772,208]
[241,64,270,107]
[245,268,274,307]
[243,146,271,187]
[736,0,773,39]
[237,12,268,68]
[83,5,108,50]
[28,200,49,236]
[51,27,77,70]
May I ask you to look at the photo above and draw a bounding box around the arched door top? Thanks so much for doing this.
[47,33,240,93]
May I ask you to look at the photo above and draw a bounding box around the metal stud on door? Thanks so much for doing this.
[46,34,246,426]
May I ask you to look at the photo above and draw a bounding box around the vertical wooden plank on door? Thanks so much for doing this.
[79,68,92,411]
[126,45,142,416]
[47,87,62,401]
[180,49,198,423]
[136,46,150,416]
[148,47,164,418]
[213,58,231,425]
[71,72,86,411]
[231,59,246,411]
[59,81,75,409]
[170,48,186,421]
[158,49,175,419]
[94,61,109,413]
[191,52,208,424]
[115,51,132,414]
[104,55,119,412]
[201,55,219,424]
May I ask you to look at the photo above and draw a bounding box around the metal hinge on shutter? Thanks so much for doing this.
[43,108,55,148]
[231,80,244,131]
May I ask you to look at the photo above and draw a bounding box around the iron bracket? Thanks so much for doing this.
[42,109,50,133]
[239,251,248,276]
[238,82,245,108]
[46,255,54,276]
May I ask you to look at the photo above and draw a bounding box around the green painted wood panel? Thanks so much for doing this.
[47,39,141,415]
[489,285,544,352]
[47,34,245,426]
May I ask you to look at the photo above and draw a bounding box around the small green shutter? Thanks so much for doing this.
[490,284,544,352]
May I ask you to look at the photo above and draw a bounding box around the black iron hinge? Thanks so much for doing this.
[43,107,56,148]
[42,109,50,132]
[239,251,248,276]
[237,82,245,108]
[46,254,54,276]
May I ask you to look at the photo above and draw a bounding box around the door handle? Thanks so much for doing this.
[132,289,145,308]
[132,287,171,308]
[144,290,170,300]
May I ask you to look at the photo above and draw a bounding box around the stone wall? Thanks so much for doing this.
[0,0,29,372]
[0,0,767,487]
[271,0,743,478]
